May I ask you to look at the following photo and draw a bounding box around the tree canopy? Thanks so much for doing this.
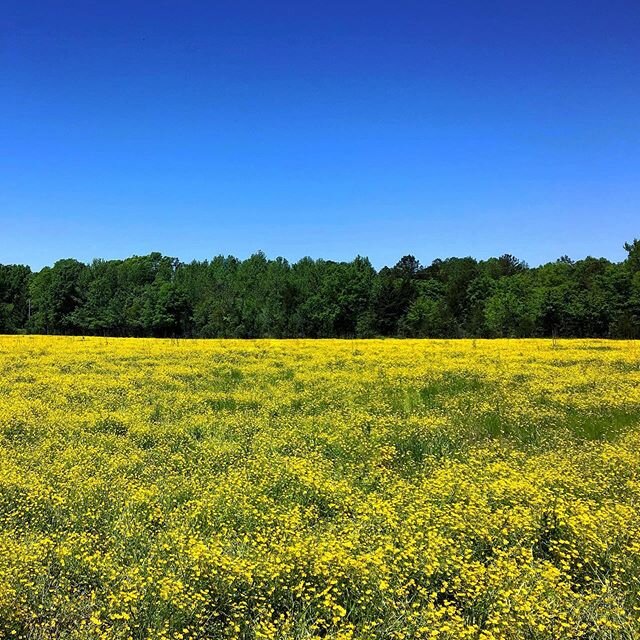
[1,242,639,338]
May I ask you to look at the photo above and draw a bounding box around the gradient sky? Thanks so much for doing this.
[2,1,639,270]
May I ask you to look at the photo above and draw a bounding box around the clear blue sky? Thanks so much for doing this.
[2,1,639,270]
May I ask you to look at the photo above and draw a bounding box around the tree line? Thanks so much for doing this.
[0,240,639,338]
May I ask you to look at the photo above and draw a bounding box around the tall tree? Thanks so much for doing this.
[2,240,638,338]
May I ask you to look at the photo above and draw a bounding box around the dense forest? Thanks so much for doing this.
[1,240,639,338]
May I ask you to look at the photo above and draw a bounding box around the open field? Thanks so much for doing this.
[1,337,640,639]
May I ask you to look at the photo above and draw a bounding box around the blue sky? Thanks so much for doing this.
[2,1,639,270]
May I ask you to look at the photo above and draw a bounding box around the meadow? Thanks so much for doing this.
[1,336,640,640]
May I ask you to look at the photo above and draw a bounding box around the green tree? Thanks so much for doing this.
[0,265,31,333]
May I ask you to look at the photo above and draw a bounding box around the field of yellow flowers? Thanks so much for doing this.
[1,337,640,640]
